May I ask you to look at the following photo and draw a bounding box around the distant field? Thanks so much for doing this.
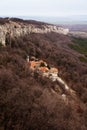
[69,37,87,63]
[60,24,87,32]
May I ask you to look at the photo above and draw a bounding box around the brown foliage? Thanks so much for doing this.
[0,31,87,129]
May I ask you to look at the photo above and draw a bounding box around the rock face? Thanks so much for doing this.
[0,20,69,46]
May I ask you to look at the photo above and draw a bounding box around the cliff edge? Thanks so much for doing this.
[0,18,69,46]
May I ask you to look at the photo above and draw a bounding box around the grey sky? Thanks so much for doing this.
[0,0,87,16]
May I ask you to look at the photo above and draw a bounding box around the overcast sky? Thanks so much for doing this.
[0,0,87,17]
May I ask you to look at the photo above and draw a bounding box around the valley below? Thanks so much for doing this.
[60,24,87,38]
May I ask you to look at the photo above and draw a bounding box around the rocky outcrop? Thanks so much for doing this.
[0,20,69,46]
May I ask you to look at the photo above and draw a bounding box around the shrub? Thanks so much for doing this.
[79,56,87,63]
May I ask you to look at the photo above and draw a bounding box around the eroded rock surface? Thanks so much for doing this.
[0,19,69,46]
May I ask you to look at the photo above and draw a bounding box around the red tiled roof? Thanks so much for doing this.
[29,60,58,74]
[38,67,49,72]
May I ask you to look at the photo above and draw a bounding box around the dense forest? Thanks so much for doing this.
[0,20,87,130]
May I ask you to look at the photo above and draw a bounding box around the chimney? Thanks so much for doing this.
[27,55,29,63]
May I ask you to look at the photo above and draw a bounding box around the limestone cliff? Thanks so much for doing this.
[0,19,69,46]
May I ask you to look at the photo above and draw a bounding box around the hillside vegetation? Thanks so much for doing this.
[68,37,87,63]
[0,20,87,130]
[69,37,87,55]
